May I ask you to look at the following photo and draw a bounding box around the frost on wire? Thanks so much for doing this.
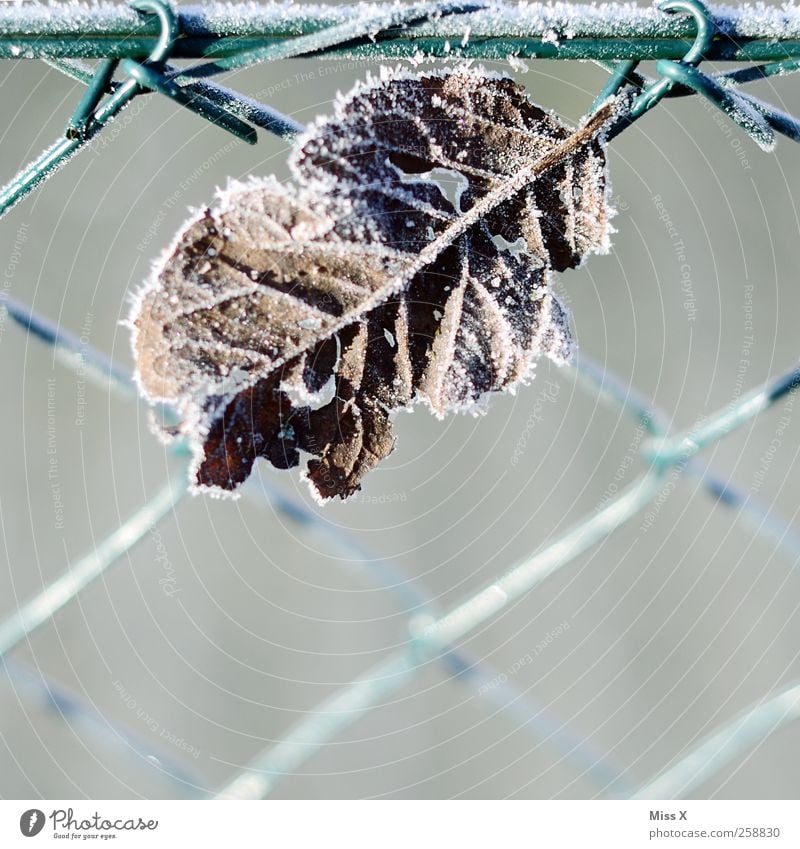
[131,66,618,501]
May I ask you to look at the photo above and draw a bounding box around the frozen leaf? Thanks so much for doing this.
[131,66,618,501]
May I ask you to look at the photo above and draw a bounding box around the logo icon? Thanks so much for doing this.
[19,810,45,837]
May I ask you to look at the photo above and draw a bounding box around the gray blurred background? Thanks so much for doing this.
[2,2,800,800]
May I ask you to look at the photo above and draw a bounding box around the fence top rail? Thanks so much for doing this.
[2,2,800,61]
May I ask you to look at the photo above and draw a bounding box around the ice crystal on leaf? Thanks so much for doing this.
[131,66,619,501]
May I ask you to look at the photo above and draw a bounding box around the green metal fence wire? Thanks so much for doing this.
[2,0,800,800]
[215,363,800,800]
[633,681,800,799]
[5,1,800,61]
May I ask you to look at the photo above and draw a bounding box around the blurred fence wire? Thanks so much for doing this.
[2,0,800,799]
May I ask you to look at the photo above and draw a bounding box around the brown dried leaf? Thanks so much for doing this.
[131,67,618,501]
